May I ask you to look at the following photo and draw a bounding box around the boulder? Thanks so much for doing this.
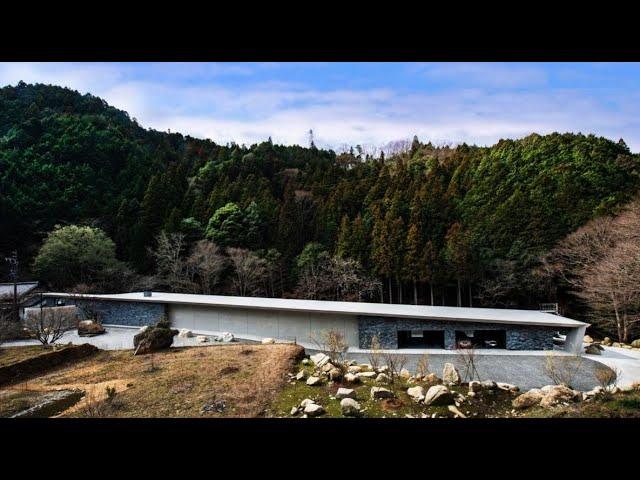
[133,325,176,354]
[344,373,360,383]
[302,358,311,366]
[300,398,315,408]
[370,387,395,400]
[447,405,467,418]
[261,337,276,344]
[356,371,377,379]
[512,389,544,410]
[481,380,497,390]
[347,365,363,374]
[340,398,361,416]
[359,363,374,371]
[219,332,234,342]
[336,388,356,399]
[295,370,306,381]
[468,381,482,393]
[424,385,454,406]
[442,363,461,385]
[290,406,300,416]
[328,368,342,381]
[377,365,390,374]
[585,344,602,355]
[583,335,594,343]
[399,368,411,380]
[497,382,520,393]
[303,403,325,417]
[322,362,336,373]
[310,352,331,367]
[196,335,209,343]
[407,386,426,402]
[375,373,391,384]
[539,385,581,408]
[425,373,441,384]
[612,342,622,348]
[177,328,193,338]
[306,376,322,386]
[631,339,640,348]
[602,337,613,346]
[77,321,106,337]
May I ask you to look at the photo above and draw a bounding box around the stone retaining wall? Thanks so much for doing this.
[45,298,167,327]
[358,316,556,350]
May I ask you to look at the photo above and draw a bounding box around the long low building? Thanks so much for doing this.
[41,291,588,353]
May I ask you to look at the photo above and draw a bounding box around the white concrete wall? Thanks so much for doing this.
[564,325,587,355]
[168,304,359,346]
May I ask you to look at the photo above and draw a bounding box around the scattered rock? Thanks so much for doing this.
[442,363,461,385]
[295,370,306,381]
[340,398,361,416]
[328,368,342,381]
[77,321,106,337]
[407,386,426,402]
[631,339,640,348]
[602,337,612,346]
[612,342,622,348]
[290,406,299,416]
[583,335,594,343]
[302,358,311,366]
[347,365,363,374]
[359,363,374,371]
[196,335,209,343]
[447,405,467,418]
[344,373,360,383]
[303,403,325,417]
[377,365,389,374]
[310,353,331,367]
[468,381,482,393]
[201,399,226,413]
[375,373,391,384]
[539,385,581,408]
[336,388,356,399]
[481,380,497,390]
[219,332,234,342]
[261,337,276,344]
[300,398,315,407]
[585,344,602,355]
[322,362,336,373]
[424,385,454,406]
[306,376,322,386]
[399,368,411,380]
[177,328,193,338]
[356,371,377,379]
[497,382,520,393]
[425,373,441,384]
[512,389,544,410]
[370,387,395,400]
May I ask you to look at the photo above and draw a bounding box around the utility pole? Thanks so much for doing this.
[4,250,19,322]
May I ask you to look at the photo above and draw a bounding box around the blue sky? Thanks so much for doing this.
[1,62,639,152]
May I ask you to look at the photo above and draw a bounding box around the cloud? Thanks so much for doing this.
[0,62,638,152]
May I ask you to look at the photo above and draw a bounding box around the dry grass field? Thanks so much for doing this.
[0,343,304,418]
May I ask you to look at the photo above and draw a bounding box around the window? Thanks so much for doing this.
[398,330,445,348]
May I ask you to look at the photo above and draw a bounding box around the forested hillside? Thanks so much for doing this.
[2,82,640,314]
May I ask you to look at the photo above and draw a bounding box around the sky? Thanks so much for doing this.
[1,62,639,152]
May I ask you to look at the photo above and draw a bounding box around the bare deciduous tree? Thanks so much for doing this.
[310,329,349,369]
[150,231,193,292]
[544,352,583,388]
[227,248,268,297]
[24,305,77,345]
[367,335,383,372]
[456,347,481,382]
[186,241,227,294]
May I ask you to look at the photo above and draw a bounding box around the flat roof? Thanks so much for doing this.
[43,291,588,328]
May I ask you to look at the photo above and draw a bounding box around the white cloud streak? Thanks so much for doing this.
[1,62,638,152]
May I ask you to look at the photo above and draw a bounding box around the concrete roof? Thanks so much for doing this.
[43,291,588,328]
[0,282,39,299]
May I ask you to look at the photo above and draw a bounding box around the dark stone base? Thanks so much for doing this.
[358,316,556,350]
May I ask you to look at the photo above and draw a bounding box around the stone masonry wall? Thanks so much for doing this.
[46,298,166,327]
[358,316,556,350]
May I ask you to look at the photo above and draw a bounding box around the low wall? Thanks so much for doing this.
[0,344,99,386]
[49,299,167,327]
[358,316,557,350]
